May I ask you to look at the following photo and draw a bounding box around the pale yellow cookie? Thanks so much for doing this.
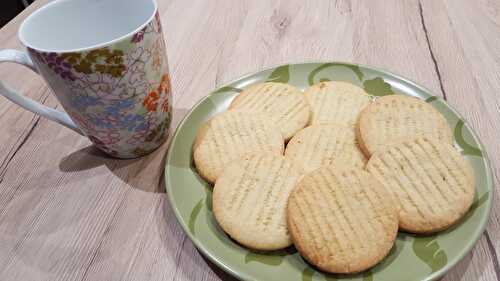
[229,82,310,140]
[213,154,303,250]
[193,111,284,184]
[366,137,475,234]
[357,95,452,156]
[287,166,398,274]
[284,124,367,173]
[304,81,371,127]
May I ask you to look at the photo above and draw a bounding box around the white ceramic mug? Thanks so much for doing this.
[0,0,172,158]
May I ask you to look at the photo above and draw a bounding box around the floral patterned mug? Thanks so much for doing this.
[0,0,171,158]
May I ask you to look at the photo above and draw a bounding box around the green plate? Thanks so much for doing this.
[165,62,493,281]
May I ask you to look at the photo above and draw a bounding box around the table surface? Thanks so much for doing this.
[0,0,499,280]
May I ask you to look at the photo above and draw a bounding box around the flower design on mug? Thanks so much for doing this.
[143,90,160,112]
[143,73,170,112]
[61,49,126,78]
[154,12,163,34]
[159,74,171,112]
[151,39,165,72]
[30,48,127,81]
[145,116,169,142]
[30,51,76,81]
[161,98,170,113]
[131,26,147,43]
[27,12,171,158]
[159,74,170,94]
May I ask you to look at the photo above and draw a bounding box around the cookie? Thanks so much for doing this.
[284,124,367,173]
[213,154,303,250]
[229,82,310,140]
[193,111,284,184]
[357,95,453,156]
[366,137,475,234]
[304,81,371,127]
[287,166,398,274]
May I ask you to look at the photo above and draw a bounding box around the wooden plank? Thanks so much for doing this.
[0,0,60,191]
[0,0,239,280]
[420,0,500,280]
[0,0,497,280]
[80,1,247,280]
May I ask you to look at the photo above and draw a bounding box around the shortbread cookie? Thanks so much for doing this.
[287,166,398,274]
[285,124,367,173]
[229,82,310,140]
[193,111,284,184]
[366,137,475,234]
[357,95,452,156]
[213,154,303,250]
[304,81,371,127]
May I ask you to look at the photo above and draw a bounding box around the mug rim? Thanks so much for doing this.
[18,0,158,54]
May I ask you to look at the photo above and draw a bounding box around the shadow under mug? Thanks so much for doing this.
[0,0,172,159]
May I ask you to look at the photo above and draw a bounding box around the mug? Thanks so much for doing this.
[0,0,172,158]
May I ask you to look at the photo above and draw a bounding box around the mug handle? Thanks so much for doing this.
[0,49,83,135]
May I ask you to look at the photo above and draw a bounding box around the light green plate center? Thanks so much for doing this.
[165,62,493,281]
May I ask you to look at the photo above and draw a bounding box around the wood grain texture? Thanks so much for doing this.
[0,0,498,280]
[420,1,500,280]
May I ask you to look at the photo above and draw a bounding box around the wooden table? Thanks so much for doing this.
[0,0,498,280]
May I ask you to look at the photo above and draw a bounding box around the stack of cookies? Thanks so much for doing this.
[193,81,475,274]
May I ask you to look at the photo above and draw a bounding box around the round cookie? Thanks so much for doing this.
[284,124,367,173]
[357,95,453,156]
[193,111,284,184]
[213,154,303,250]
[366,137,475,234]
[229,82,309,140]
[287,166,398,274]
[304,81,371,127]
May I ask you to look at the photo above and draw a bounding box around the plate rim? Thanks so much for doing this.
[165,61,494,281]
